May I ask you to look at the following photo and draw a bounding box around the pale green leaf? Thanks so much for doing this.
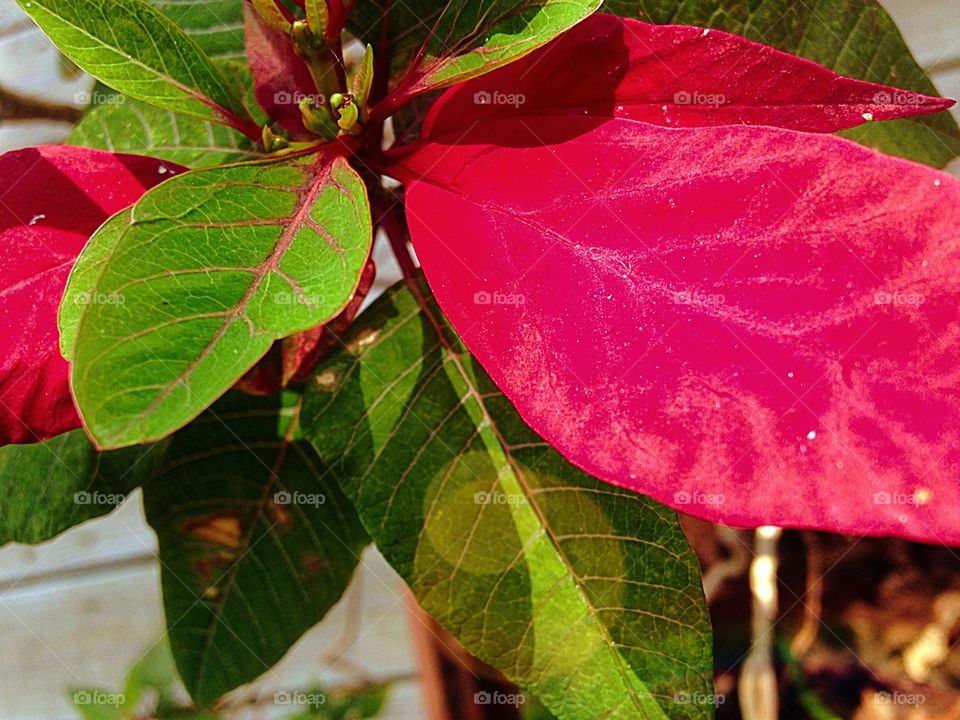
[63,153,372,448]
[68,96,260,167]
[349,0,602,98]
[18,0,252,128]
[149,0,246,59]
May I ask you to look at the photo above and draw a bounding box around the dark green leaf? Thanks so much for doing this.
[0,430,158,546]
[62,153,372,448]
[143,391,368,705]
[349,0,602,97]
[302,277,714,720]
[18,0,252,129]
[149,0,246,59]
[603,0,960,166]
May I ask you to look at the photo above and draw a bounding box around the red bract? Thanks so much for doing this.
[424,14,953,137]
[0,146,178,445]
[244,1,316,137]
[388,18,960,544]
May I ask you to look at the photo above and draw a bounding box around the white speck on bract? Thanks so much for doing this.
[935,179,942,187]
[158,165,169,175]
[28,213,45,226]
[702,28,710,36]
[861,112,874,121]
[806,430,816,440]
[787,371,794,378]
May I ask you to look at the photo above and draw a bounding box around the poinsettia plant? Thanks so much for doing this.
[3,0,960,716]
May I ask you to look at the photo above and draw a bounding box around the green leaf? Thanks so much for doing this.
[287,683,389,720]
[352,44,375,122]
[603,0,960,166]
[0,430,158,546]
[68,96,260,167]
[63,152,372,449]
[149,0,246,59]
[143,391,368,705]
[301,277,714,720]
[69,691,125,720]
[349,0,602,97]
[121,640,179,709]
[18,0,252,129]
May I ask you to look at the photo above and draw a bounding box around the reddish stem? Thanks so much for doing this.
[366,0,393,151]
[368,0,444,124]
[381,202,419,280]
[331,35,348,92]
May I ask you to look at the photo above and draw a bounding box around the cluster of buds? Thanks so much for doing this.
[252,0,373,146]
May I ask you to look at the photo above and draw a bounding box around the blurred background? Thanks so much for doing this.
[1,1,959,718]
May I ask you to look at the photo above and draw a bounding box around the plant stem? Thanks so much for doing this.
[740,526,782,720]
[331,35,348,93]
[367,0,393,151]
[381,202,419,280]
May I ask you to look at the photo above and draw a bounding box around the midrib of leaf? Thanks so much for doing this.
[340,318,446,522]
[28,1,248,127]
[402,277,671,720]
[188,398,301,697]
